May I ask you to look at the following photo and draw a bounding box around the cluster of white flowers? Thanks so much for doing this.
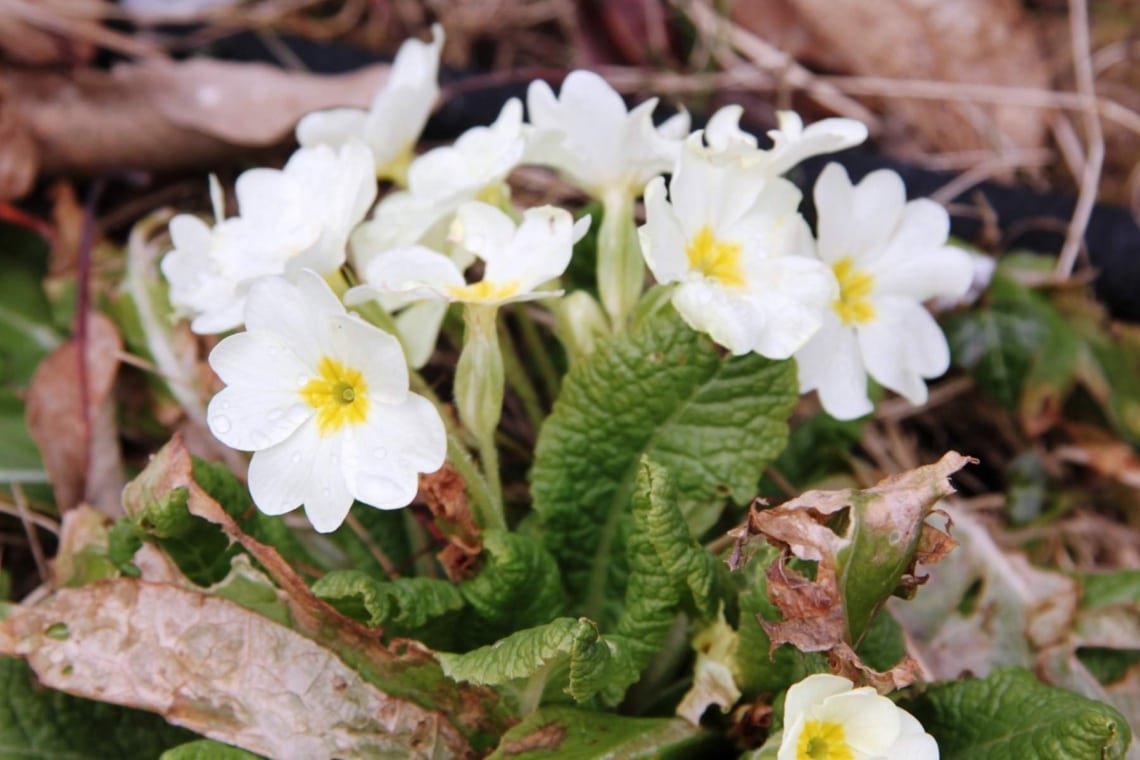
[163,25,975,533]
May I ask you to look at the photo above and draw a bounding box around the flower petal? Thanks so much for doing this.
[302,434,355,533]
[207,383,312,451]
[640,177,689,284]
[451,201,517,264]
[815,689,901,756]
[858,298,950,405]
[796,321,873,420]
[783,674,855,727]
[672,283,762,357]
[243,272,345,366]
[347,392,446,509]
[295,107,368,150]
[246,417,322,516]
[394,299,448,369]
[483,205,576,290]
[363,245,465,300]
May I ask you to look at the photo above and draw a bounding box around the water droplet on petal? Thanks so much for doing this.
[290,451,303,464]
[221,400,231,410]
[297,375,309,387]
[251,431,269,448]
[373,447,388,460]
[212,415,231,434]
[268,409,284,421]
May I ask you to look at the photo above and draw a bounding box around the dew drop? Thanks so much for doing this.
[296,374,309,387]
[221,400,231,410]
[212,415,231,434]
[373,447,388,460]
[251,431,269,448]
[268,409,284,422]
[290,451,303,464]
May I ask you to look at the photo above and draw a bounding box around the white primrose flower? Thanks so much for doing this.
[703,106,868,176]
[795,163,973,420]
[526,69,688,324]
[349,201,589,307]
[525,69,689,201]
[161,141,377,334]
[777,674,938,760]
[206,270,446,533]
[296,24,444,182]
[639,136,836,359]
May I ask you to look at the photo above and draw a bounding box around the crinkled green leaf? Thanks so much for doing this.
[206,555,290,627]
[160,739,263,760]
[439,617,633,709]
[458,530,566,647]
[532,306,796,624]
[312,569,465,643]
[855,608,907,672]
[906,667,1131,760]
[0,655,195,759]
[759,413,864,499]
[614,459,732,675]
[485,705,718,760]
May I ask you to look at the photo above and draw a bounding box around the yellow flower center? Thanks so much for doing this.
[797,720,854,760]
[832,257,876,325]
[446,279,520,302]
[300,356,370,436]
[686,225,745,288]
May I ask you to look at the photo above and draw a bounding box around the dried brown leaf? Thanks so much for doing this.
[890,508,1080,680]
[25,311,125,514]
[0,579,470,759]
[419,463,482,580]
[738,0,1051,154]
[1,60,388,199]
[739,452,972,690]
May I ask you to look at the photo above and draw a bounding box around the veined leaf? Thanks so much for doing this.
[614,459,733,673]
[312,570,465,646]
[906,667,1131,760]
[532,306,796,624]
[438,617,633,710]
[485,705,718,759]
[457,530,566,647]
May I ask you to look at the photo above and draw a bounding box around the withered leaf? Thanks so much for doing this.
[0,579,469,760]
[735,451,972,689]
[25,310,125,515]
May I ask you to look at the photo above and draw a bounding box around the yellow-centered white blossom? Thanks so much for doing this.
[777,674,938,760]
[206,271,445,533]
[639,136,835,359]
[795,163,973,419]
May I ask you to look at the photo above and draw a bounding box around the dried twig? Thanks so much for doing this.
[1055,0,1104,278]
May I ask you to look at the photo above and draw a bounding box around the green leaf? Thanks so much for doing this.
[759,413,864,498]
[906,667,1131,760]
[0,655,195,759]
[855,608,907,672]
[458,530,566,647]
[439,617,633,709]
[160,740,263,760]
[614,459,732,673]
[312,569,465,645]
[532,306,796,624]
[485,705,719,760]
[1080,570,1140,610]
[946,273,1055,408]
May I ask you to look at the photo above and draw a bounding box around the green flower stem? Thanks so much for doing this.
[498,322,545,433]
[454,304,507,530]
[513,303,562,401]
[597,191,643,330]
[446,431,502,532]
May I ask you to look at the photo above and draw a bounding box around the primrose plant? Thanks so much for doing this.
[151,24,1026,760]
